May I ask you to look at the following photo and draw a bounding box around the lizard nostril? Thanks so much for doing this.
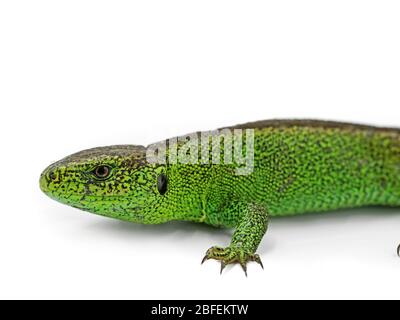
[49,170,56,181]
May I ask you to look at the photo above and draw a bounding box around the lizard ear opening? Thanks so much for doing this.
[157,174,168,195]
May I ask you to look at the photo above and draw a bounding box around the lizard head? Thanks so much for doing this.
[39,145,173,224]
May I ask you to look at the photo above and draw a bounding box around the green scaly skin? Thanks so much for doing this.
[39,120,400,275]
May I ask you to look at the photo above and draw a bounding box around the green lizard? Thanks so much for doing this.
[39,120,400,275]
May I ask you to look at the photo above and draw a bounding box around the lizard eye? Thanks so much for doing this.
[157,173,168,195]
[93,165,112,180]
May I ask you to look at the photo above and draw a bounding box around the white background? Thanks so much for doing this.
[1,1,400,300]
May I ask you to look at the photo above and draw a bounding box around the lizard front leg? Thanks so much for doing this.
[202,202,269,276]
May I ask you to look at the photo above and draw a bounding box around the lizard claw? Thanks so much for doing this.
[253,254,264,269]
[201,245,262,275]
[220,262,226,274]
[239,262,248,277]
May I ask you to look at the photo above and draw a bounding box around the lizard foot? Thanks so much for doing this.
[201,246,263,276]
